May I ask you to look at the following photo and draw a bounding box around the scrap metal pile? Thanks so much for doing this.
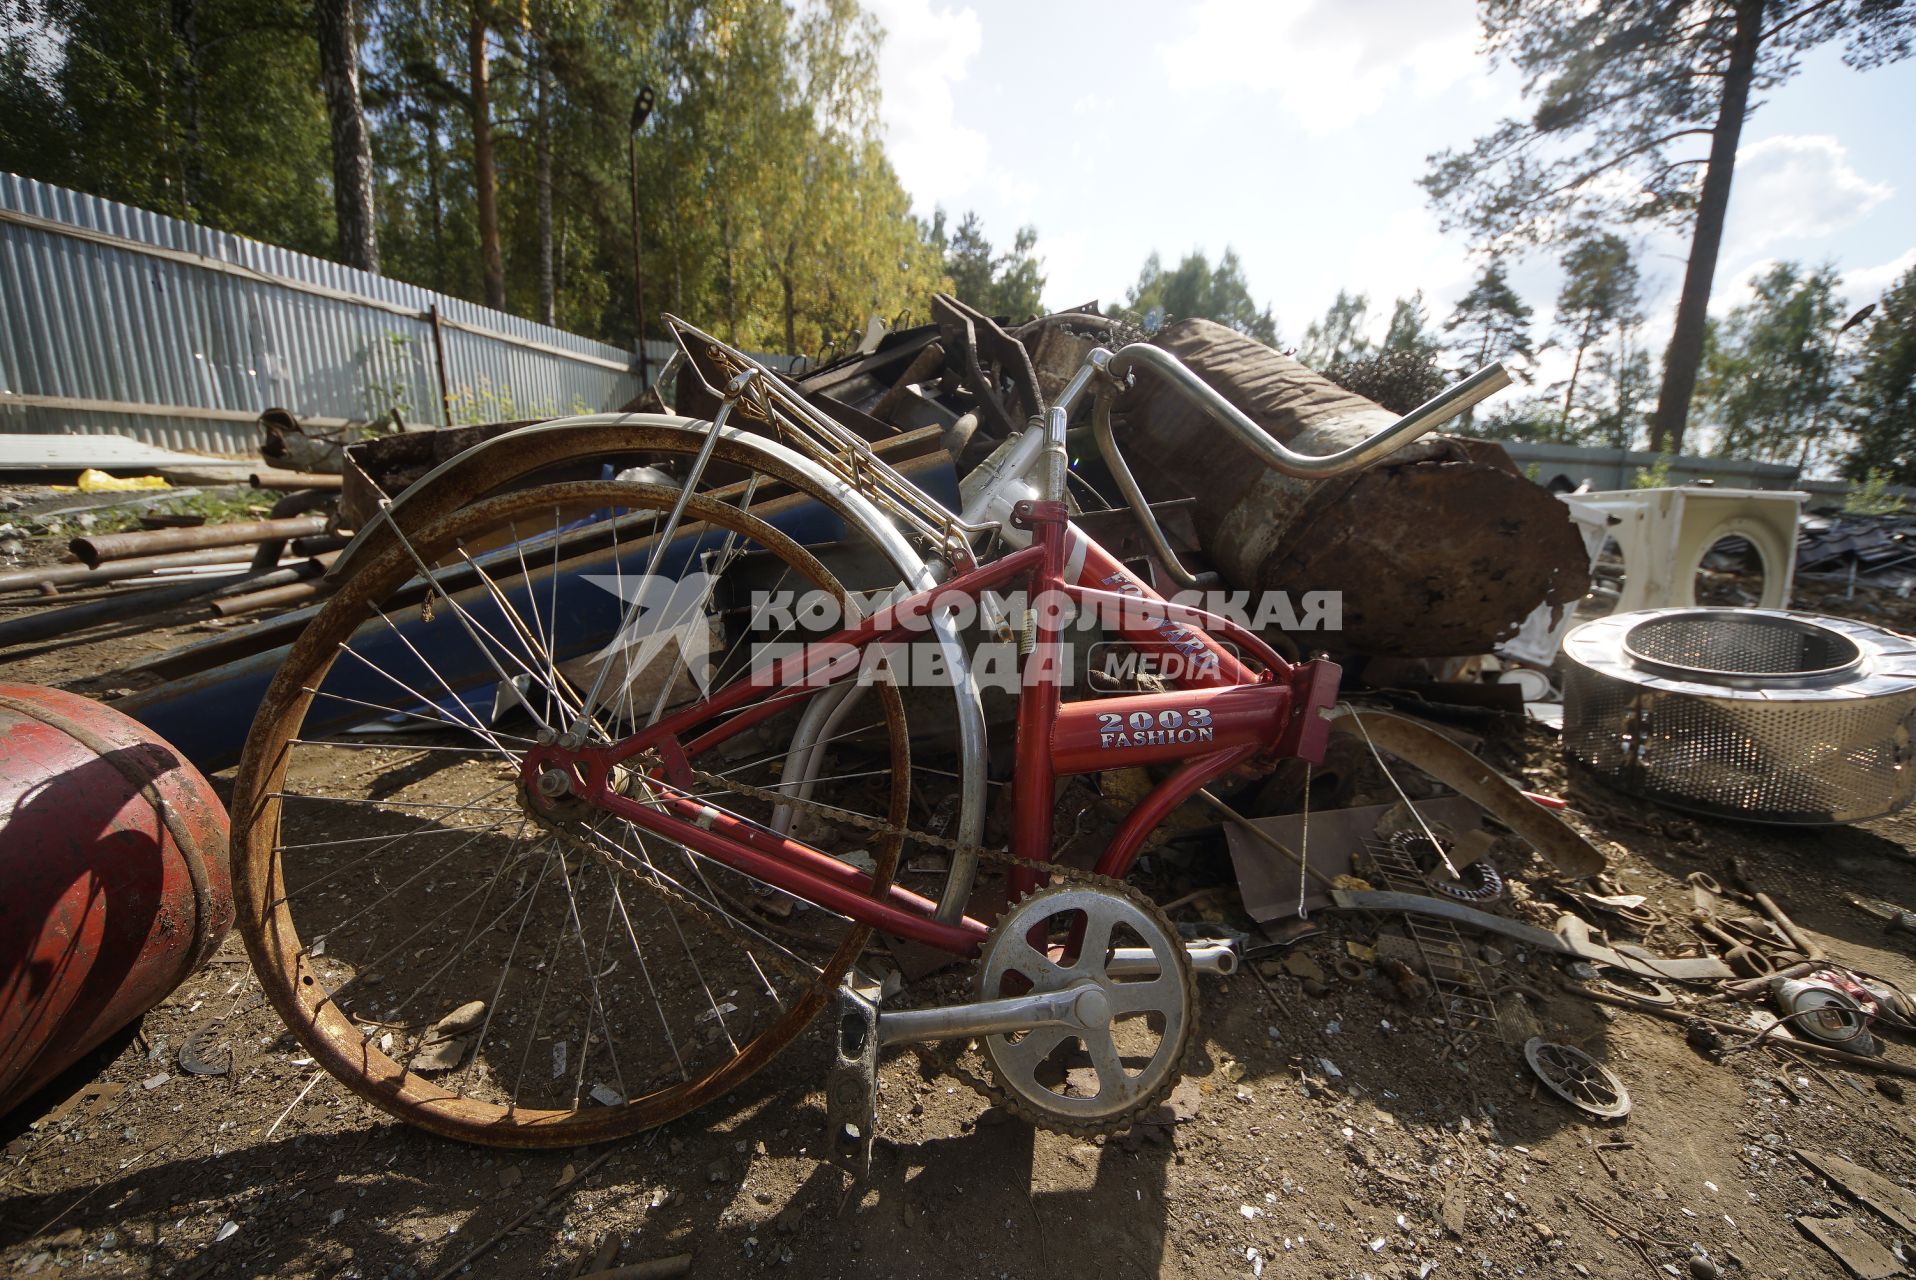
[0,299,1596,767]
[0,471,345,650]
[8,296,1916,1161]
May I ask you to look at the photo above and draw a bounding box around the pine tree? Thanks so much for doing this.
[1422,0,1915,456]
[1698,262,1846,466]
[1381,292,1440,361]
[1552,233,1643,442]
[1120,248,1276,344]
[1300,290,1372,367]
[1841,267,1916,484]
[1444,262,1535,377]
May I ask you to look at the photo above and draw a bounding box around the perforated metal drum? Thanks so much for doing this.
[1562,608,1916,825]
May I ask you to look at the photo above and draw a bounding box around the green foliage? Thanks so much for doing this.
[1422,1,1913,455]
[2,0,956,356]
[1550,232,1647,446]
[1844,467,1906,515]
[1422,2,1914,249]
[1299,289,1371,367]
[360,331,417,426]
[1632,454,1673,488]
[1381,291,1441,362]
[1321,349,1449,415]
[934,211,1045,321]
[1118,248,1277,345]
[0,0,333,254]
[1322,290,1446,413]
[1444,261,1535,377]
[1841,266,1916,485]
[1697,261,1847,466]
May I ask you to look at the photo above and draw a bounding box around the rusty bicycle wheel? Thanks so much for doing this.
[232,477,915,1146]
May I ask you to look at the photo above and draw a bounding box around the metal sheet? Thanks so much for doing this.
[0,432,213,469]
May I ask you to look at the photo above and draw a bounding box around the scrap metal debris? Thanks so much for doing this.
[1523,1038,1632,1119]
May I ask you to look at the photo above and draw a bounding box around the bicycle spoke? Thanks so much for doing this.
[238,474,911,1141]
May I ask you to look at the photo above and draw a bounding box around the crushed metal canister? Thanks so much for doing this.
[0,683,231,1115]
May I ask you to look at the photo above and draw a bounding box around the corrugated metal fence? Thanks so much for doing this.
[1499,440,1804,491]
[0,172,647,455]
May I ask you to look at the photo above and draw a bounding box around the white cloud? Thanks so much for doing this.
[865,0,988,209]
[1724,135,1893,254]
[1709,244,1912,318]
[1844,247,1916,306]
[1308,205,1476,344]
[1039,229,1093,310]
[989,169,1038,210]
[1709,256,1781,316]
[1162,0,1479,136]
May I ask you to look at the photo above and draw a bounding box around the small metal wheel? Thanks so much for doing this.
[1523,1037,1632,1119]
[1591,968,1679,1007]
[1429,859,1505,904]
[978,881,1195,1135]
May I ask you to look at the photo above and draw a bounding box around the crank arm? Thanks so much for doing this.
[877,985,1108,1048]
[824,979,1112,1177]
[1108,940,1238,978]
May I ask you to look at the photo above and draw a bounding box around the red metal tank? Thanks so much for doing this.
[0,683,231,1116]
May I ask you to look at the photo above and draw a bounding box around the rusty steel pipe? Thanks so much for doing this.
[0,546,258,594]
[209,579,323,618]
[249,491,338,571]
[71,515,330,568]
[0,572,259,649]
[209,551,338,600]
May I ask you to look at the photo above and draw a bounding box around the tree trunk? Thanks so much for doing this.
[721,210,737,342]
[1650,0,1764,456]
[667,179,683,312]
[782,244,797,355]
[1560,329,1588,438]
[315,0,379,273]
[534,39,554,324]
[468,13,506,311]
[168,0,204,218]
[1616,327,1632,449]
[423,107,445,293]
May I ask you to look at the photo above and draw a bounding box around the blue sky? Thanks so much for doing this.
[866,0,1916,362]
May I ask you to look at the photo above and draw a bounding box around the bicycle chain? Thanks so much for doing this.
[536,769,1199,1138]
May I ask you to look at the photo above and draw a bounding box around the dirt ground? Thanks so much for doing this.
[8,521,1916,1279]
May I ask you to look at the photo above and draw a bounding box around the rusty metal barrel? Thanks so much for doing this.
[1115,319,1590,658]
[0,683,231,1115]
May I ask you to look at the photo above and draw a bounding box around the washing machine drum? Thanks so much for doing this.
[1562,607,1916,825]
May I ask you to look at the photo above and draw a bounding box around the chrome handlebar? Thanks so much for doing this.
[1072,344,1512,588]
[1090,343,1511,480]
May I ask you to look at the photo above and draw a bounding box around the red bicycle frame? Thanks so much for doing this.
[523,499,1341,958]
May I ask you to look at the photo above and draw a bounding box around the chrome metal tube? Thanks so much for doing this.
[1091,382,1210,589]
[930,601,988,923]
[1108,941,1238,977]
[769,682,866,837]
[1101,344,1511,479]
[651,349,685,411]
[876,985,1100,1047]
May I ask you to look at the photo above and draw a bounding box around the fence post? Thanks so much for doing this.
[428,304,453,426]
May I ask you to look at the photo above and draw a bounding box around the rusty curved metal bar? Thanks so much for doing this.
[1329,705,1607,880]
